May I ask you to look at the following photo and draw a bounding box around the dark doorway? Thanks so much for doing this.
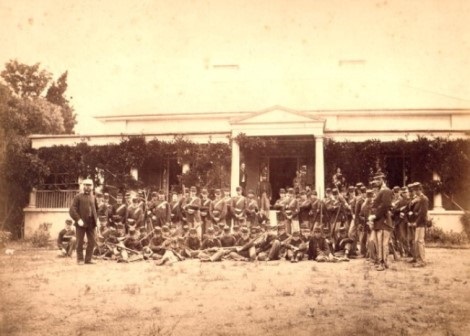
[384,156,405,188]
[168,158,181,193]
[269,157,298,203]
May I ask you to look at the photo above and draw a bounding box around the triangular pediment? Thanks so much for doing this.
[231,105,323,124]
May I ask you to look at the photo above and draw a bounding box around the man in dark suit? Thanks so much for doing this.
[370,173,393,271]
[69,179,98,265]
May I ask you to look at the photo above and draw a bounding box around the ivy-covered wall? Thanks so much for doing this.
[36,135,231,194]
[235,134,469,210]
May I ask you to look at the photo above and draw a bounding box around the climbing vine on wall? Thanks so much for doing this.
[36,135,231,193]
[323,137,470,196]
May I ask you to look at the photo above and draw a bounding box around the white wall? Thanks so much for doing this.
[24,208,71,241]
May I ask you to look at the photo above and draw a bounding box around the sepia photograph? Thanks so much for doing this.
[0,1,469,335]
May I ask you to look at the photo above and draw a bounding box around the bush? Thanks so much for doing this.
[0,230,12,248]
[460,212,470,238]
[30,223,51,247]
[426,226,468,246]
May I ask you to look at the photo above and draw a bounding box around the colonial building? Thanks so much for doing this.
[26,106,470,238]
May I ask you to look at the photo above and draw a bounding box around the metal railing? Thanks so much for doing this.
[34,190,79,208]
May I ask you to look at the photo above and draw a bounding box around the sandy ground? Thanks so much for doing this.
[1,247,470,336]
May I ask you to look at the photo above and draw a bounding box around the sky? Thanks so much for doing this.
[1,0,469,133]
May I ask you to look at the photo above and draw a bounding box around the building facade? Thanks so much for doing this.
[26,106,470,238]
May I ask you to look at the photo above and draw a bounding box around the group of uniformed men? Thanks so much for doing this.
[61,173,429,270]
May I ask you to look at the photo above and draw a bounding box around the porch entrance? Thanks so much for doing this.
[269,157,298,201]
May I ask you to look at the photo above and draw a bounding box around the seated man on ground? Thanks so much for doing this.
[182,228,201,258]
[220,225,237,248]
[57,219,76,257]
[198,227,222,261]
[333,226,354,261]
[155,237,185,266]
[143,226,168,259]
[284,230,308,263]
[118,220,143,262]
[308,226,335,262]
[254,225,281,261]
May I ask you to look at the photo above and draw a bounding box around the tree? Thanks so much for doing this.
[2,96,65,136]
[1,60,77,133]
[46,71,77,133]
[0,60,52,98]
[0,60,74,237]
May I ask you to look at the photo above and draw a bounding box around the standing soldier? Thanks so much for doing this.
[412,183,429,268]
[245,189,259,228]
[406,183,420,261]
[69,179,98,265]
[169,192,182,230]
[273,188,287,227]
[232,186,248,227]
[392,187,411,257]
[210,189,227,228]
[102,193,113,226]
[327,189,349,236]
[182,186,202,236]
[124,192,132,207]
[127,197,144,229]
[256,174,272,226]
[239,162,248,196]
[199,188,212,236]
[298,190,311,231]
[112,193,128,228]
[370,174,393,271]
[151,190,171,228]
[223,188,233,228]
[96,192,107,219]
[359,190,375,259]
[349,185,366,257]
[308,191,321,230]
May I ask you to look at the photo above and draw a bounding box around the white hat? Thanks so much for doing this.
[82,179,93,185]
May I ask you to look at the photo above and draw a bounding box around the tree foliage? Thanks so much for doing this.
[0,60,52,98]
[0,60,76,237]
[36,136,232,193]
[46,71,77,133]
[1,60,76,134]
[323,137,470,197]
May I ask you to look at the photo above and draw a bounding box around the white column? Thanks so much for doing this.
[130,168,138,180]
[433,171,444,210]
[231,140,240,195]
[315,135,325,199]
[28,188,37,208]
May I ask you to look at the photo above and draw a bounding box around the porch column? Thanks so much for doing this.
[315,135,325,199]
[28,188,37,208]
[231,140,240,195]
[433,171,444,210]
[130,168,138,180]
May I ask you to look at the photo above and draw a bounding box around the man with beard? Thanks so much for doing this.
[69,179,99,265]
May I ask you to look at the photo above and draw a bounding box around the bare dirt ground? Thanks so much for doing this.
[1,247,469,336]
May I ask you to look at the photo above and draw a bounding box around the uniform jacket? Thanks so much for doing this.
[57,227,75,248]
[210,197,227,222]
[415,194,429,227]
[308,236,330,260]
[372,185,393,230]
